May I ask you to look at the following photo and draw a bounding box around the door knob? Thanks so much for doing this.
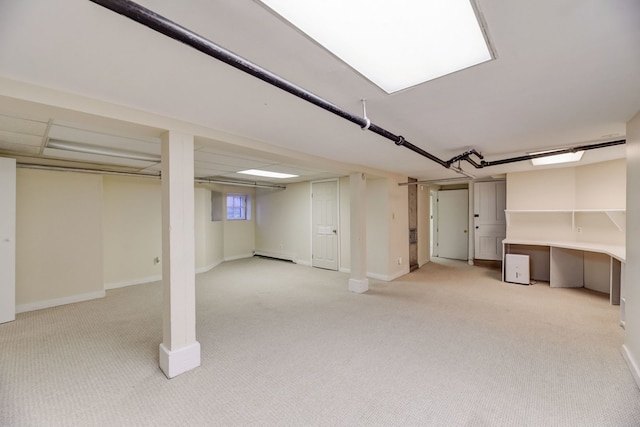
[464,230,468,233]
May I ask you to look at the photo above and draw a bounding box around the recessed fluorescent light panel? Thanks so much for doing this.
[530,151,584,166]
[258,0,493,93]
[238,169,299,179]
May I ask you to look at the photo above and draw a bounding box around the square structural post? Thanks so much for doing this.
[349,172,369,293]
[160,131,200,378]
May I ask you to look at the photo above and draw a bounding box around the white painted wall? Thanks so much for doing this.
[366,176,410,280]
[387,176,410,279]
[366,178,388,278]
[255,182,311,264]
[103,175,162,288]
[194,186,224,272]
[15,169,104,312]
[255,174,409,280]
[103,178,224,287]
[15,170,232,312]
[623,111,640,387]
[575,159,626,209]
[339,176,351,271]
[506,159,626,245]
[507,167,576,210]
[223,186,256,261]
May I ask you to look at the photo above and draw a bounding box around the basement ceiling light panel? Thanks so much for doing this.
[259,0,494,93]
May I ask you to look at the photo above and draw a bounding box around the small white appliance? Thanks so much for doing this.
[505,254,530,285]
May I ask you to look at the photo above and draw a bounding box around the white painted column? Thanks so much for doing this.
[0,157,16,324]
[349,172,369,293]
[159,131,200,378]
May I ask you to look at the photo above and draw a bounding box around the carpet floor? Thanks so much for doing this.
[1,257,639,426]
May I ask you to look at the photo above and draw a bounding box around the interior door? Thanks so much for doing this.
[312,180,338,271]
[436,189,468,260]
[0,157,16,323]
[474,181,506,260]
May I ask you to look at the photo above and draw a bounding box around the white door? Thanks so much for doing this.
[474,181,506,260]
[436,189,468,260]
[312,180,339,270]
[0,157,16,323]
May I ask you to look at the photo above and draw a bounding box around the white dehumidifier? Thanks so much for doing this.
[505,254,530,285]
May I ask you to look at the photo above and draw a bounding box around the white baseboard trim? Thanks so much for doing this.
[105,274,162,290]
[159,341,201,379]
[296,259,311,267]
[224,253,255,262]
[196,259,222,274]
[367,267,410,282]
[339,267,351,274]
[622,344,640,389]
[16,290,106,314]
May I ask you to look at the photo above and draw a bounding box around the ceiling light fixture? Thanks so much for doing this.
[47,139,160,162]
[530,150,584,166]
[259,0,493,93]
[238,169,299,179]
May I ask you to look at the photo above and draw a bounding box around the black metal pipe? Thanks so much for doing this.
[88,0,450,168]
[87,0,626,175]
[479,139,626,167]
[446,149,484,166]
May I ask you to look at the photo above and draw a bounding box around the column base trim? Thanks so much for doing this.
[159,341,201,379]
[348,278,369,293]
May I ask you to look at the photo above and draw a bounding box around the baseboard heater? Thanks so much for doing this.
[253,252,295,263]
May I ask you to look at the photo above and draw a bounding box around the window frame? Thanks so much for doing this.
[226,193,248,221]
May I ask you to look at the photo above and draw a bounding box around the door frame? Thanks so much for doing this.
[310,178,340,271]
[435,188,470,261]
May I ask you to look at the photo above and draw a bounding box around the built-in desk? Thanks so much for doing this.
[502,239,625,305]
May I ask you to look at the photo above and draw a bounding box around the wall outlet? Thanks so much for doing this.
[397,257,402,265]
[577,227,582,233]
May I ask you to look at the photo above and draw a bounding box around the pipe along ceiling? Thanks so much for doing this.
[89,0,625,177]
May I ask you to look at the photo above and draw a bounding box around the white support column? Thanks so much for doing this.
[159,131,200,378]
[0,157,16,324]
[349,172,369,293]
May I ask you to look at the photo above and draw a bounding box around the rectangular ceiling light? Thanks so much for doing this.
[238,169,299,179]
[530,151,584,166]
[47,140,160,162]
[259,0,493,93]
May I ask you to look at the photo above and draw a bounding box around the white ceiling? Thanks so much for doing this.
[0,0,638,183]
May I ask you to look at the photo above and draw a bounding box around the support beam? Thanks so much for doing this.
[159,131,200,378]
[349,172,369,293]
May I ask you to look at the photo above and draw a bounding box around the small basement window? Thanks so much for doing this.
[226,194,248,220]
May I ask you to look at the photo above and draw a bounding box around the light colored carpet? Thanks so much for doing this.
[1,257,639,426]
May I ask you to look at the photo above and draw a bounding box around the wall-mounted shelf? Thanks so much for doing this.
[505,209,626,231]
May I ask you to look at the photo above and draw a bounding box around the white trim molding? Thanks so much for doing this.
[16,290,106,314]
[196,260,223,274]
[224,253,255,262]
[622,344,640,389]
[105,275,162,290]
[159,341,201,379]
